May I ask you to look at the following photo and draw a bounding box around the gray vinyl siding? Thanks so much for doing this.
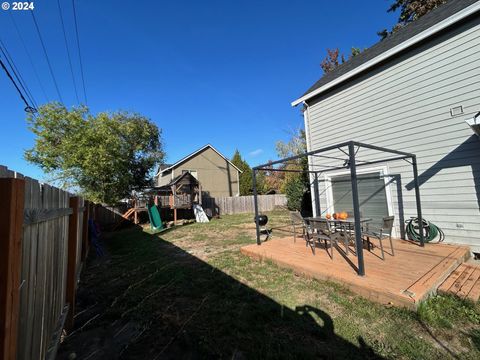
[305,16,480,251]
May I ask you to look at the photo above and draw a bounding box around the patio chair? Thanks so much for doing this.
[289,211,316,250]
[362,216,395,260]
[290,211,306,243]
[309,219,349,259]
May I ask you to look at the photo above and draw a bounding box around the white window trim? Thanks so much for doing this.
[323,165,396,236]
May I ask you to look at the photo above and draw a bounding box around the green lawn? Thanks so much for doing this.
[58,211,480,359]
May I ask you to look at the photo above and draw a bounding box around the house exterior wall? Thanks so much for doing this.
[157,171,173,187]
[157,147,240,198]
[304,16,480,251]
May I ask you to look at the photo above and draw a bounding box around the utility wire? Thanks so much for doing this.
[9,12,49,102]
[57,0,79,104]
[30,11,64,104]
[0,57,36,112]
[0,39,38,109]
[72,0,87,105]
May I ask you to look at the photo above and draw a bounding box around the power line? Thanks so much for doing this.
[0,38,38,109]
[30,11,64,104]
[57,0,79,104]
[0,56,36,113]
[72,0,88,105]
[9,12,49,102]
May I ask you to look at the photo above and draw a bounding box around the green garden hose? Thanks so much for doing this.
[406,217,445,243]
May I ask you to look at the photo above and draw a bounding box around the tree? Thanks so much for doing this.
[231,150,253,195]
[284,175,304,211]
[262,164,285,194]
[255,170,268,194]
[25,102,164,204]
[275,128,311,212]
[320,49,345,74]
[379,0,447,39]
[320,47,364,74]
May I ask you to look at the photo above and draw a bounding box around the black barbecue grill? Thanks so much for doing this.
[254,215,271,241]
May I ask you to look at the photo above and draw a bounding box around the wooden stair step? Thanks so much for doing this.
[449,265,476,295]
[122,208,135,219]
[458,267,480,299]
[466,276,480,302]
[438,264,466,293]
[438,261,480,302]
[405,246,470,302]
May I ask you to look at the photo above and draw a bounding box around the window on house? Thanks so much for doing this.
[330,172,389,229]
[182,169,198,179]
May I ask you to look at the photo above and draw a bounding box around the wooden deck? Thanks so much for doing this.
[241,236,471,309]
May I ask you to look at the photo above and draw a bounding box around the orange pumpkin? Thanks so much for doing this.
[326,213,331,219]
[341,211,348,220]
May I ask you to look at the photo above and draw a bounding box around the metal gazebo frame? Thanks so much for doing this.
[252,140,425,276]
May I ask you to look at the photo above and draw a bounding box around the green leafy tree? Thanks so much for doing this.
[25,102,164,204]
[263,163,285,194]
[284,175,305,211]
[255,170,268,194]
[379,0,447,39]
[275,128,310,211]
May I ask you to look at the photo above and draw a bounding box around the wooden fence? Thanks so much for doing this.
[203,194,287,215]
[0,165,109,360]
[93,204,127,228]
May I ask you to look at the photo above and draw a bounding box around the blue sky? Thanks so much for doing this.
[0,0,398,180]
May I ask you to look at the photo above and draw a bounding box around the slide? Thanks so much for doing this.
[147,204,164,230]
[193,204,209,223]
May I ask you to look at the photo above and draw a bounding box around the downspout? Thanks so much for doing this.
[302,101,318,216]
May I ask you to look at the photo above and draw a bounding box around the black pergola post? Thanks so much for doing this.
[411,156,425,246]
[348,142,365,276]
[313,172,321,216]
[252,169,261,245]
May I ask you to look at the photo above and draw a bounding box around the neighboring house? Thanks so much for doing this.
[292,0,480,251]
[155,144,242,198]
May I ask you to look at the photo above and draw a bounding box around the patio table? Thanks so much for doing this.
[306,217,372,228]
[306,217,372,254]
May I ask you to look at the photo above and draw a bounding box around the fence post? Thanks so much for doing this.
[66,196,80,329]
[81,200,89,261]
[0,178,25,360]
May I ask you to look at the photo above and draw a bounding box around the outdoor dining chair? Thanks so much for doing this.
[362,216,395,260]
[309,219,350,259]
[289,211,317,251]
[290,211,307,243]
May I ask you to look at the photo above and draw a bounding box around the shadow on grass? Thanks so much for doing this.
[58,225,385,360]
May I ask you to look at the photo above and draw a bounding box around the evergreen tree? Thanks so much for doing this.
[231,150,253,195]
